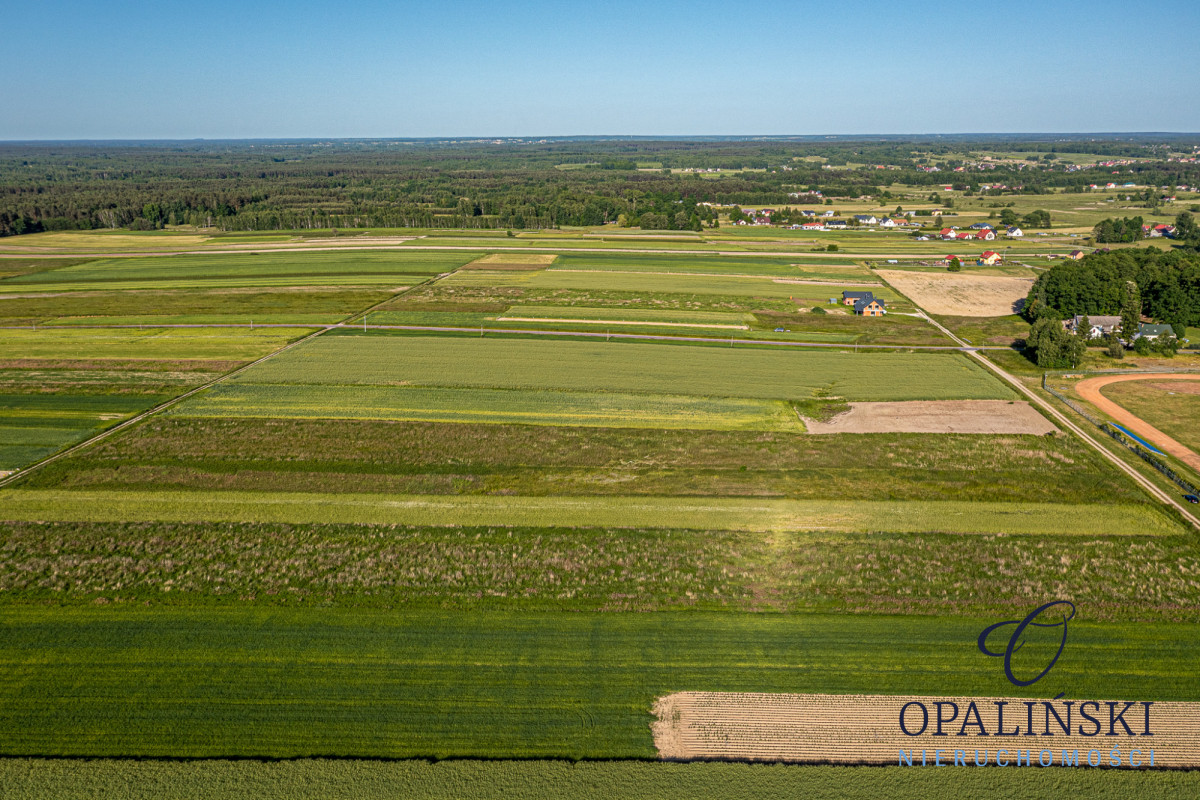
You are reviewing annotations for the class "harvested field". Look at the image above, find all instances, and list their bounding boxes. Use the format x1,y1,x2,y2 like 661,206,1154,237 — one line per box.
462,253,558,269
653,692,1200,767
802,400,1056,435
1078,373,1200,473
877,270,1034,316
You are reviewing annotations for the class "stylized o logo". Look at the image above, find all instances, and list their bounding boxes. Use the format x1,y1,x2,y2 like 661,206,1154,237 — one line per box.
978,600,1076,687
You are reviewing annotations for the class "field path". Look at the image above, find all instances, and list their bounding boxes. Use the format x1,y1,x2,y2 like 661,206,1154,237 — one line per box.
1077,374,1200,473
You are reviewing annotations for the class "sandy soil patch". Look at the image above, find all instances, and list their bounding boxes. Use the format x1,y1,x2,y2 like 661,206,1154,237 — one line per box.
1077,373,1200,472
653,692,1200,766
464,253,558,269
877,270,1034,316
802,400,1055,435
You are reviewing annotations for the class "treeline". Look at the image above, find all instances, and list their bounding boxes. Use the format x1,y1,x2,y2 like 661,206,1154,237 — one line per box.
3,139,1199,237
1025,247,1200,329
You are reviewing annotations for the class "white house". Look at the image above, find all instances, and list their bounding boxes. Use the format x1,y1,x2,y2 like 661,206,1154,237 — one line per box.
854,215,879,225
1006,227,1023,238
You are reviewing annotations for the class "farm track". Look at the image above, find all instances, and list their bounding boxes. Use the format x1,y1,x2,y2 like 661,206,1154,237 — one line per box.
1076,374,1200,473
916,312,1200,531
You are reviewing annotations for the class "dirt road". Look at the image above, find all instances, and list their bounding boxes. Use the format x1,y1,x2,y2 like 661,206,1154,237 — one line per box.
1076,373,1200,473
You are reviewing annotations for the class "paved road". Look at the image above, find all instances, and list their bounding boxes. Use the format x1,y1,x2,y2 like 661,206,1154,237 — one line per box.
1076,373,1200,473
918,311,1200,530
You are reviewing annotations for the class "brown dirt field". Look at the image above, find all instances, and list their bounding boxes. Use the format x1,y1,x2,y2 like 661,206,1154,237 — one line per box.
1076,373,1200,473
802,400,1056,435
462,253,558,270
877,270,1035,316
653,692,1200,767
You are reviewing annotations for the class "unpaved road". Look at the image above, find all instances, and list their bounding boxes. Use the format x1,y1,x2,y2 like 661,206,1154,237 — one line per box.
1077,373,1200,473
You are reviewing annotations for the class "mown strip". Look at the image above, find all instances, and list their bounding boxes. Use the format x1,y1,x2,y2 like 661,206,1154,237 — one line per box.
0,490,1182,535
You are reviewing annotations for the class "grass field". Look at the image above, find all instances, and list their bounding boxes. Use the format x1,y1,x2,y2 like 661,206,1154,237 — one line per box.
0,607,1197,759
0,393,168,471
217,334,1010,402
4,520,1198,620
175,384,802,431
5,759,1200,800
496,305,754,327
2,252,471,290
0,327,310,360
1100,380,1200,453
438,268,902,302
17,418,1148,505
0,287,394,326
547,252,875,280
0,489,1178,535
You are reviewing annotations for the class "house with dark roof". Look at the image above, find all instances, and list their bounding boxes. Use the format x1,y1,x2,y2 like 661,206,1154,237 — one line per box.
1068,250,1085,260
842,290,874,307
854,296,887,317
1136,323,1175,341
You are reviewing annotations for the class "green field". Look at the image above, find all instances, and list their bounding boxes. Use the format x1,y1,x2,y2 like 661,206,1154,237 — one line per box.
1,251,472,290
0,489,1177,535
0,607,1196,759
176,384,803,431
438,268,901,301
5,759,1200,800
0,327,310,360
4,520,1197,620
0,287,394,326
0,394,167,471
216,334,1009,402
495,305,754,327
547,252,875,280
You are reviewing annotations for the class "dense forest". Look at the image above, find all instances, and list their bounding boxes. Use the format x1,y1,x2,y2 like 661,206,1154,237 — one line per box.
1025,247,1200,329
3,137,1200,237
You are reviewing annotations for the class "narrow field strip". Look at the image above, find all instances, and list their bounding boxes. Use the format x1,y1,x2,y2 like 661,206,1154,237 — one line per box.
496,317,748,330
0,490,1181,535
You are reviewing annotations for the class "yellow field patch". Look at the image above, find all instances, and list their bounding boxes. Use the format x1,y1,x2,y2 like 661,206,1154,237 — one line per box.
463,253,559,269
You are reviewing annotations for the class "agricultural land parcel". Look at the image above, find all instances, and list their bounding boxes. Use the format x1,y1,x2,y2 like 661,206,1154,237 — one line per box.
1099,379,1200,455
170,333,1011,430
0,327,307,472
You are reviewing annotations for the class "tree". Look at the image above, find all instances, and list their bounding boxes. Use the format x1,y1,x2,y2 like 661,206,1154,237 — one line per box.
1027,317,1085,368
1175,211,1197,242
1000,208,1019,226
1105,334,1125,359
947,256,962,272
1021,209,1051,228
1076,314,1092,345
1120,280,1141,342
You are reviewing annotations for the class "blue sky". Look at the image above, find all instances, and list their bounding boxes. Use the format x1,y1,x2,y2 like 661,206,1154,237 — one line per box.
2,0,1198,139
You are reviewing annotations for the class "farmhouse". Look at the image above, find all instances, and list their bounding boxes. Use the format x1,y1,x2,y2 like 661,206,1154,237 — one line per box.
977,251,1001,266
1067,315,1122,338
878,217,897,227
1006,226,1023,237
940,227,957,240
969,223,993,230
854,215,878,225
800,222,824,231
826,219,847,228
1068,250,1085,260
853,296,887,316
842,290,875,306
975,229,996,241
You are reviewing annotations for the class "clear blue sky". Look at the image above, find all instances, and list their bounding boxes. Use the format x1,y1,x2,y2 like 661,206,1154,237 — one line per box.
3,0,1198,139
